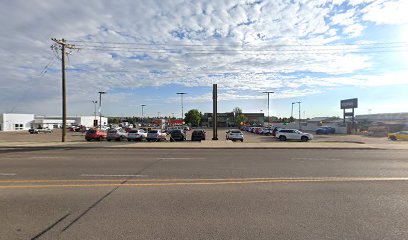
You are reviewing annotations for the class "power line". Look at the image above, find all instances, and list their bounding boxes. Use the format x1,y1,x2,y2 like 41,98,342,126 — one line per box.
73,46,408,55
67,39,408,47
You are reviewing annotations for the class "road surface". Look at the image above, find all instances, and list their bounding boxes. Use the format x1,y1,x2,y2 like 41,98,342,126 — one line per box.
1,148,408,239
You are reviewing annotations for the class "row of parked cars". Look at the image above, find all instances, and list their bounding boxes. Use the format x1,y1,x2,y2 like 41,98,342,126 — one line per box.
85,127,207,142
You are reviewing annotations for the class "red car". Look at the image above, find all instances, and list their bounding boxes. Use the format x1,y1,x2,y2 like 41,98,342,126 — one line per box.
85,129,107,141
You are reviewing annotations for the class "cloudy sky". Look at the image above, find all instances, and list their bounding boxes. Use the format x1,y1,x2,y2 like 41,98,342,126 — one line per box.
0,0,407,118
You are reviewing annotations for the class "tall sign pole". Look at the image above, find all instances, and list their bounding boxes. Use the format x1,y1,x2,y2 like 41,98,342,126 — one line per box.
212,84,218,140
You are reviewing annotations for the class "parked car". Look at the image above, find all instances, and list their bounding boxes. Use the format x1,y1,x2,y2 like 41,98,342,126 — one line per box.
226,129,244,142
170,129,187,142
28,128,52,134
388,131,408,141
315,126,336,134
85,129,107,141
261,128,273,135
191,129,206,141
127,129,147,141
107,129,128,141
276,129,313,142
146,129,166,142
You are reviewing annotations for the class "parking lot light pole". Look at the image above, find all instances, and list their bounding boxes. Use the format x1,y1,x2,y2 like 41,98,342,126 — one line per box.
176,92,187,120
295,101,301,130
141,104,146,125
291,102,295,118
262,91,274,127
92,100,98,120
98,92,106,129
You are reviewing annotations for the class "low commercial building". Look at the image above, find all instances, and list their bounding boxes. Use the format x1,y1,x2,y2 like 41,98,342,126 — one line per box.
0,113,35,131
356,112,408,133
202,112,264,127
0,113,108,131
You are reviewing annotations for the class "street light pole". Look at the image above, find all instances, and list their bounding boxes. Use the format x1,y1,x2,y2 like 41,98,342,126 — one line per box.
98,92,106,129
262,91,274,127
295,101,301,130
141,104,146,125
176,92,187,120
92,100,98,120
291,102,295,118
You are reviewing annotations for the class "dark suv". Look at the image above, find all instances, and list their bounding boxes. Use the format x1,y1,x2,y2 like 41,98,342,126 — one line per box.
170,129,186,142
191,129,206,141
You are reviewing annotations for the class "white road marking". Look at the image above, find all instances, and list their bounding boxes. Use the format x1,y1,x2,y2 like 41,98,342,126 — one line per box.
290,158,342,161
80,174,148,177
0,173,16,176
156,158,206,160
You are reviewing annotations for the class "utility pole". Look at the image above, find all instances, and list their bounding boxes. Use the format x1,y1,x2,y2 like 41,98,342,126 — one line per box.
51,38,77,142
176,92,187,120
262,91,274,127
291,102,295,118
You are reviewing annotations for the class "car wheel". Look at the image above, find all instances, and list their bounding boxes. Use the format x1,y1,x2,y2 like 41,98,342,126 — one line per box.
170,138,174,142
97,137,101,141
389,136,397,141
127,139,131,142
279,136,287,141
301,136,309,142
86,139,91,142
107,139,111,142
241,139,243,142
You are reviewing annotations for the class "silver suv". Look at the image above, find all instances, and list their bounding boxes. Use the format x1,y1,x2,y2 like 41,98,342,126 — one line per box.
107,129,128,141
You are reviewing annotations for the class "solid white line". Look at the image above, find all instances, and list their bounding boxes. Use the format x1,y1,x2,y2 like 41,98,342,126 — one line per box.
156,158,206,160
80,174,148,177
290,158,342,161
0,173,16,176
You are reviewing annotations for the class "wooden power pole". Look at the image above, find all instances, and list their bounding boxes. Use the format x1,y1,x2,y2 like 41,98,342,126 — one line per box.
51,38,77,142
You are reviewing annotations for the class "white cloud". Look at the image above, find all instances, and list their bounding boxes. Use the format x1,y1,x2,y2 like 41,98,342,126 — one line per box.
0,0,406,115
361,0,408,25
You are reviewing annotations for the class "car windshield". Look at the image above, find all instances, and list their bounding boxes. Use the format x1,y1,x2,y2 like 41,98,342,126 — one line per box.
231,131,241,134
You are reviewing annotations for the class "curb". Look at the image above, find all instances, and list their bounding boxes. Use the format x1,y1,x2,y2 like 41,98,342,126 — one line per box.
0,145,388,151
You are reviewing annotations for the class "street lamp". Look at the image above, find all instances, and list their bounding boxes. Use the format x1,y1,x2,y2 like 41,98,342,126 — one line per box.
293,101,301,130
176,92,187,119
92,100,98,120
141,104,146,125
262,91,274,127
98,91,106,129
291,102,295,118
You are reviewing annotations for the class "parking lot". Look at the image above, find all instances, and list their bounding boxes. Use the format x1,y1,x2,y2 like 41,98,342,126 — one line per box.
0,128,400,145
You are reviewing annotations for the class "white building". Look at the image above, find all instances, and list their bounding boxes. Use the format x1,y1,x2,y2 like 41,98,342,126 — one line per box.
0,113,108,131
0,113,35,131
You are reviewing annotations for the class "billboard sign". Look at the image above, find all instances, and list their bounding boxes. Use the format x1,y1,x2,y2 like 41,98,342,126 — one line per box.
341,98,358,109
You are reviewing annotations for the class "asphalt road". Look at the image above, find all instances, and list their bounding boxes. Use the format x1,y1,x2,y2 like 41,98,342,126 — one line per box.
1,148,408,240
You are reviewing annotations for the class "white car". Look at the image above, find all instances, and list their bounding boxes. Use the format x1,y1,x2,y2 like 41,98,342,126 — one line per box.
146,129,167,142
226,129,244,142
276,129,313,142
127,129,147,141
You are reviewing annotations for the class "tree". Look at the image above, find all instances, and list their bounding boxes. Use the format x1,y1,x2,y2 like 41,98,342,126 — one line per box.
184,109,202,127
233,107,242,115
236,114,248,126
233,107,244,126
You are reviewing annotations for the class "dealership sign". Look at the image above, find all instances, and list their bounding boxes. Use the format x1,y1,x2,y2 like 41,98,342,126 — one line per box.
340,98,358,109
